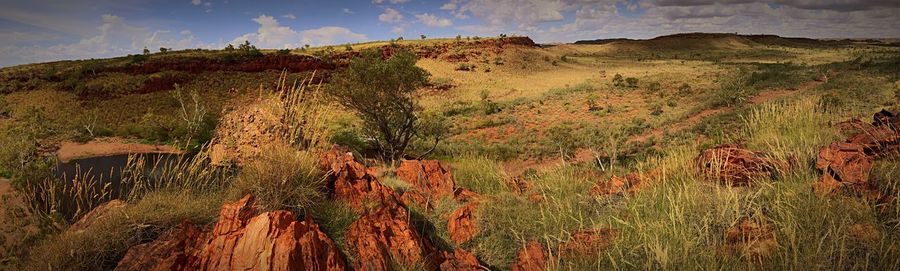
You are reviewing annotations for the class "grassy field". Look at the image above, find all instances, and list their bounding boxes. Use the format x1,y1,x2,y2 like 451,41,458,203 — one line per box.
0,35,899,270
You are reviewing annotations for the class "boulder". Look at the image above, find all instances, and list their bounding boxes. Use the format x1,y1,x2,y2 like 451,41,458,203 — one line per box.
319,144,354,173
346,205,441,271
696,144,777,186
558,229,616,257
873,109,899,130
115,195,349,271
845,128,900,156
331,158,404,213
448,202,479,245
439,249,483,271
114,221,202,271
396,160,457,199
453,188,481,203
511,241,548,271
814,142,873,193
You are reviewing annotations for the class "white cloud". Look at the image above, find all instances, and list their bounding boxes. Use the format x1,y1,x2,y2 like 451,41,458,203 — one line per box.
282,14,296,20
231,15,366,48
191,0,202,5
379,8,403,23
440,3,457,10
392,26,405,34
343,8,354,14
415,13,453,27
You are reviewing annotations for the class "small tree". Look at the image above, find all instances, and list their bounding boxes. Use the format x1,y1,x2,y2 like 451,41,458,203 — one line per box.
326,48,429,162
225,44,235,51
143,47,150,55
420,34,427,40
612,74,624,87
159,47,169,53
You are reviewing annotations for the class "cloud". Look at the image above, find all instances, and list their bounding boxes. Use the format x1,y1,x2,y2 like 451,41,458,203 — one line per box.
379,8,403,23
231,15,366,48
392,26,405,34
343,8,354,14
191,0,202,6
450,0,568,29
282,14,296,20
1,14,208,67
416,13,453,27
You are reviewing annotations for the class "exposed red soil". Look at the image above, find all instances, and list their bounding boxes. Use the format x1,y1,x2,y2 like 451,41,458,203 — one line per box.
511,241,548,271
558,229,617,258
720,218,777,260
591,173,650,196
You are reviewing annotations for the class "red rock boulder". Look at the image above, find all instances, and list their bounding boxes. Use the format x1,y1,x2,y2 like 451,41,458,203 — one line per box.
814,142,873,193
396,160,457,199
346,205,441,271
115,221,202,271
873,109,899,130
448,202,479,245
69,199,126,233
439,249,483,271
721,218,777,259
511,241,548,271
696,144,777,186
591,174,647,196
331,158,404,213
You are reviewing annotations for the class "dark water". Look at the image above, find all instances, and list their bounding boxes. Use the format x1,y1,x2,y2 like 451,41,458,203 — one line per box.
54,153,182,186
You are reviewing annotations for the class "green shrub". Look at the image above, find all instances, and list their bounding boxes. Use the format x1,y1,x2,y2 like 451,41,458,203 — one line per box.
625,77,639,88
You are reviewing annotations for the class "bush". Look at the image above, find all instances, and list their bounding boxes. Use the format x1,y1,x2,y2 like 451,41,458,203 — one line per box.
625,77,639,88
612,74,624,87
456,63,475,71
677,83,693,95
326,48,429,162
230,144,326,212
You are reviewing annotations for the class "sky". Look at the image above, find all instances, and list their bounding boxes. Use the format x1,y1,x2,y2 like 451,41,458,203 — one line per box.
1,0,899,67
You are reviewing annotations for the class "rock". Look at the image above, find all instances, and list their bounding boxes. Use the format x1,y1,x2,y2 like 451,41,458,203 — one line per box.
558,229,616,257
400,189,432,210
453,188,480,203
814,142,873,193
116,195,348,271
448,202,479,245
319,144,354,173
873,109,900,130
115,221,202,271
511,241,548,271
845,127,900,156
591,174,646,196
347,205,441,271
696,144,777,186
722,218,777,259
331,158,404,213
69,199,126,232
396,160,457,199
508,177,532,194
208,98,288,166
439,249,483,271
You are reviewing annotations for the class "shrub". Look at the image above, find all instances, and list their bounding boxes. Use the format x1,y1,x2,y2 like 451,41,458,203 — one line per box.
677,83,693,95
326,48,429,162
456,63,475,71
480,90,501,115
230,144,326,212
612,74,624,87
625,77,639,88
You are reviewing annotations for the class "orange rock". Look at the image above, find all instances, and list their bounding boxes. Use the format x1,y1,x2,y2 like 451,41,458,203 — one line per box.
696,144,777,186
347,205,441,271
453,188,481,203
558,229,616,257
511,241,548,271
117,195,348,271
448,202,479,244
331,158,404,213
439,249,483,271
401,189,433,210
815,142,873,193
115,221,202,271
396,160,457,199
846,128,899,156
319,144,354,173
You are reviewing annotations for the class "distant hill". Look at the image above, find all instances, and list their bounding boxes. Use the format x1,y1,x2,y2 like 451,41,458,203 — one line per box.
574,33,882,49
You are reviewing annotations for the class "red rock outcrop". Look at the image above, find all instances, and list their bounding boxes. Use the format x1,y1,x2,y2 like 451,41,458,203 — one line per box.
347,205,441,270
511,241,548,271
814,142,873,193
439,249,483,271
115,195,349,271
873,109,900,130
331,159,404,212
448,202,479,245
396,160,457,199
696,144,777,186
558,229,616,257
319,144,354,173
115,221,202,271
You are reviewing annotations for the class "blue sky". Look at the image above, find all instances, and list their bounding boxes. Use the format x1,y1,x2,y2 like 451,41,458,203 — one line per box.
1,0,899,67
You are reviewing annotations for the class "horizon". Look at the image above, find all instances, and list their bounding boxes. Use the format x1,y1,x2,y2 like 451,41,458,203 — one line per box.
2,0,899,67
